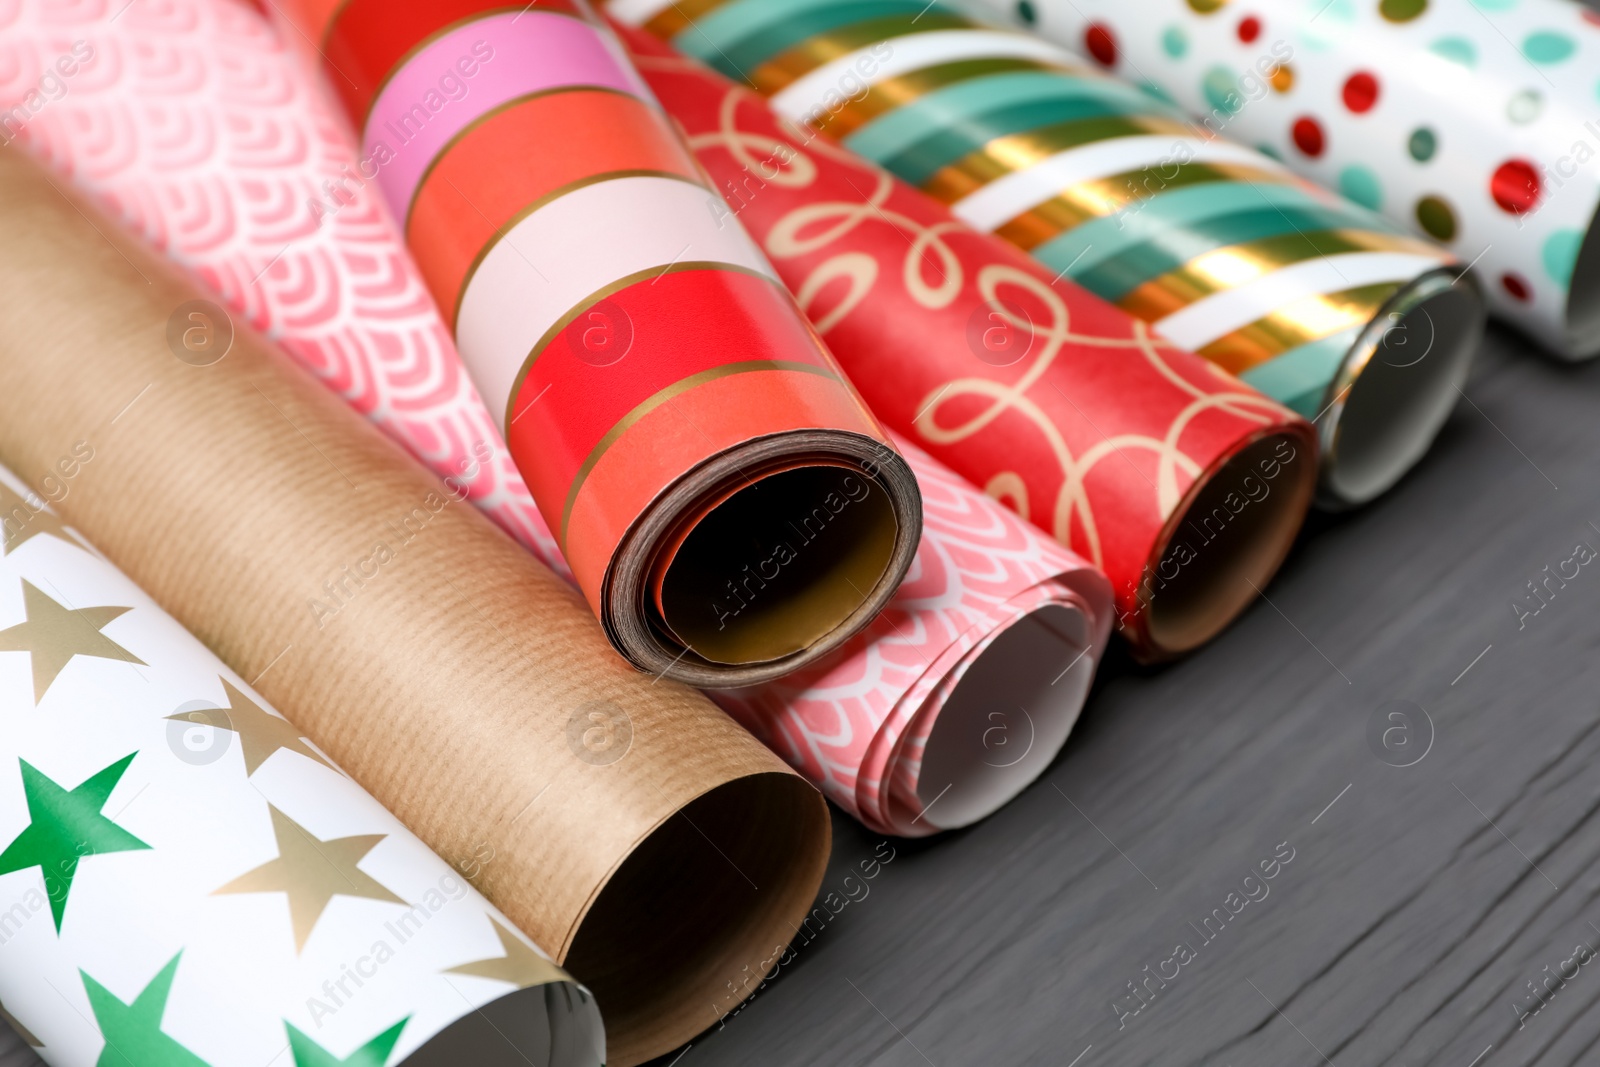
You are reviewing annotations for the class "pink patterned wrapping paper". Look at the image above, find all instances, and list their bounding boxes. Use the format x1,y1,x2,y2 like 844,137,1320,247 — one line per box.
0,0,1113,838
0,0,568,577
716,435,1113,837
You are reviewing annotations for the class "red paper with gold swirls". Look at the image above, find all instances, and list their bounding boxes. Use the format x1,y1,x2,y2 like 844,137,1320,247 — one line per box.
620,28,1314,643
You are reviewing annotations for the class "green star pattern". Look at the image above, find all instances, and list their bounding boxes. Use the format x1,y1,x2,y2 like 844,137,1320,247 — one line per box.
0,753,149,931
286,1018,409,1066
81,952,209,1066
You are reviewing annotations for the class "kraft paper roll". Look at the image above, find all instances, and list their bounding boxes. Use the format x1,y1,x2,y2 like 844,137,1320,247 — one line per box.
716,435,1114,835
976,0,1600,360
276,0,924,686
620,24,1319,657
0,144,830,1067
0,464,604,1066
609,0,1490,509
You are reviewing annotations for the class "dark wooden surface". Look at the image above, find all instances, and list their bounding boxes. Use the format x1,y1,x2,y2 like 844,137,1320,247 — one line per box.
6,322,1599,1066
628,321,1600,1067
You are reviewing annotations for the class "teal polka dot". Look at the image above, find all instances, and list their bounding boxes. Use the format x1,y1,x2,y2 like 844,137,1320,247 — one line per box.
1523,31,1576,63
1162,25,1189,57
1470,0,1517,11
1429,36,1477,66
1408,127,1437,162
1338,165,1383,210
1544,229,1582,286
1202,66,1242,114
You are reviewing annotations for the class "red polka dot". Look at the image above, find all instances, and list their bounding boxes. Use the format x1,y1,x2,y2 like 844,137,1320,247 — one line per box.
1490,159,1541,215
1237,15,1261,42
1292,117,1325,157
1084,23,1118,66
1342,71,1380,113
1501,273,1531,301
1582,7,1600,27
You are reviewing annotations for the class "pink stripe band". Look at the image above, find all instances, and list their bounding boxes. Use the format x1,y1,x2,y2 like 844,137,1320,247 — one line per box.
362,10,652,217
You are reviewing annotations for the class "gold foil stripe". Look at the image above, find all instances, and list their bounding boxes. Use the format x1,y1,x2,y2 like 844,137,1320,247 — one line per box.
1194,281,1405,374
639,0,733,37
500,260,783,433
446,169,707,336
1117,229,1449,321
404,85,646,230
995,162,1285,251
558,359,844,547
921,116,1196,203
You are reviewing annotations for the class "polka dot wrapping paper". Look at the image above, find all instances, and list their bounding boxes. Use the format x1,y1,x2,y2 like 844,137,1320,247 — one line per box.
606,0,1488,508
978,0,1600,359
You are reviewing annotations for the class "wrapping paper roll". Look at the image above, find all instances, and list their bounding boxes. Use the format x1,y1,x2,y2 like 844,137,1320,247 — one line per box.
619,24,1319,657
0,0,1112,834
975,0,1600,360
0,465,604,1065
275,0,924,686
0,0,566,575
610,0,1489,508
716,435,1113,835
0,144,831,1067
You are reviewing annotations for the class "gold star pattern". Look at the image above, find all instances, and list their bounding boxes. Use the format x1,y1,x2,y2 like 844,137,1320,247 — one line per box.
444,914,567,989
165,678,337,777
0,580,144,703
0,483,82,558
213,805,404,953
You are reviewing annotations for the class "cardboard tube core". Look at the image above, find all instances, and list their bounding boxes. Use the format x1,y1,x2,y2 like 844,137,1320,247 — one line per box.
563,772,830,1065
656,463,899,665
1142,429,1317,656
1321,270,1483,507
1565,205,1600,358
910,602,1094,831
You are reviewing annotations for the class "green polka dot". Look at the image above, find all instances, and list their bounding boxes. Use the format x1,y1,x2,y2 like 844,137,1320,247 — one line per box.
1408,127,1437,162
1188,0,1227,13
1544,229,1582,286
1416,196,1457,241
1523,31,1576,63
1379,0,1427,22
1506,89,1543,124
1162,25,1189,57
1016,0,1038,23
1428,37,1477,66
1339,165,1383,210
1202,66,1242,114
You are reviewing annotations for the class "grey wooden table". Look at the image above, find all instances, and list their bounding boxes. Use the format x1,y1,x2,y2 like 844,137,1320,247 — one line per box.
5,322,1597,1066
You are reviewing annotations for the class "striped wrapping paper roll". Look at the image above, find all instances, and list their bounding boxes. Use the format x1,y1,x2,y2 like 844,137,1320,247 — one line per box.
0,463,603,1065
609,0,1489,507
974,0,1600,360
620,23,1319,657
0,142,832,1067
278,0,923,686
715,435,1114,836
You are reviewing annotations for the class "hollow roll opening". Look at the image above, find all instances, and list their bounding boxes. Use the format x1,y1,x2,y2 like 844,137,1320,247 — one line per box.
561,772,830,1067
606,430,923,688
1319,269,1483,507
910,602,1093,831
402,981,606,1066
1139,429,1317,658
1565,205,1600,358
655,463,899,666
